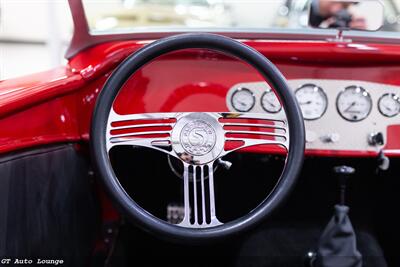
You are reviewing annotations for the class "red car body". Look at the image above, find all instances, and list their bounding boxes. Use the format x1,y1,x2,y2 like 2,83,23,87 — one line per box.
0,0,399,266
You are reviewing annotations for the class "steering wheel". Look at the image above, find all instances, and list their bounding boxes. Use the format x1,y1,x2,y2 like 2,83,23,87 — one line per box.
91,33,305,243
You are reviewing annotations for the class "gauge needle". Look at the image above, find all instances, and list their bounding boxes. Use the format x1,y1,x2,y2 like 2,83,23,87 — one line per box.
345,102,356,112
238,101,246,106
266,100,276,107
299,100,312,105
384,105,393,112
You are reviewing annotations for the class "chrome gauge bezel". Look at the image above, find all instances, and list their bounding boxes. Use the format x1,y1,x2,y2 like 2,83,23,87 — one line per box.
336,86,373,122
230,87,255,112
261,88,282,113
378,93,400,118
294,84,328,121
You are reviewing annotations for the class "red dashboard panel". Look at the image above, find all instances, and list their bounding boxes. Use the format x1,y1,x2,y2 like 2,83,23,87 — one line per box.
1,39,400,157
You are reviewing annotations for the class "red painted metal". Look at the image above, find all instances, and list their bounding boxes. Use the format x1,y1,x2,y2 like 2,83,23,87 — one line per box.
69,40,400,80
1,39,400,157
0,94,80,154
0,67,83,117
386,125,400,151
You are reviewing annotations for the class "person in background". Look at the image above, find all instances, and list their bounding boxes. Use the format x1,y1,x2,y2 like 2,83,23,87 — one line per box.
309,0,366,29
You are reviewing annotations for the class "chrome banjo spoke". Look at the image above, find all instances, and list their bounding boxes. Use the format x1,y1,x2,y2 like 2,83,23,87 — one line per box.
179,162,222,228
106,109,178,154
106,110,289,229
219,112,289,154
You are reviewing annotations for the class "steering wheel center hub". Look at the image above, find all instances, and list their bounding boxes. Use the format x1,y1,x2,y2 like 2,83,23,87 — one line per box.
180,120,216,156
171,113,225,164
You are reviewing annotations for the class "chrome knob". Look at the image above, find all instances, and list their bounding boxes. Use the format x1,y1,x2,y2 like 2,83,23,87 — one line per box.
321,133,340,143
217,158,232,170
368,132,384,146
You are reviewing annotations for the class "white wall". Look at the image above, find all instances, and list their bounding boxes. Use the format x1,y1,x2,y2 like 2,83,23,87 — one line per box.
227,0,285,27
0,0,73,80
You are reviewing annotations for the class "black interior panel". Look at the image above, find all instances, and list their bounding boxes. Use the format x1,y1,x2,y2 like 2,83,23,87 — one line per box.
0,144,99,267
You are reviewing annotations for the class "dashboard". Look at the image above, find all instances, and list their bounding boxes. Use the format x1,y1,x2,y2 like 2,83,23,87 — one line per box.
3,40,400,158
227,80,400,154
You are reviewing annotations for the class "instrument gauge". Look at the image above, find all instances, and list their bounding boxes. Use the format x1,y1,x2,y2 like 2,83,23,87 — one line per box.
337,86,372,122
295,84,328,120
261,89,282,113
231,88,255,112
378,93,400,117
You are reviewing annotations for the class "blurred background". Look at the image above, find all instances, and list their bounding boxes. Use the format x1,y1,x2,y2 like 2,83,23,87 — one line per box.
0,0,72,79
1,0,400,80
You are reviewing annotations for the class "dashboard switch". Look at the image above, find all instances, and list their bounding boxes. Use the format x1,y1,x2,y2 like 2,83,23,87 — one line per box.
321,133,340,143
368,132,385,146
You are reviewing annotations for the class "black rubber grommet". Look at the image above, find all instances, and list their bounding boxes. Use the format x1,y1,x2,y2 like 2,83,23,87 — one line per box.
91,33,305,243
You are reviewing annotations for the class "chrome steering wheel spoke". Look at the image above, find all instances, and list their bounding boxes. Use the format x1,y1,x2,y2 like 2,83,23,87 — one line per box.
179,162,221,228
106,109,178,156
219,112,289,155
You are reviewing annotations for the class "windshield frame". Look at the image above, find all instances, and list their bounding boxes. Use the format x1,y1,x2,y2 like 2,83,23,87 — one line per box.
66,0,400,59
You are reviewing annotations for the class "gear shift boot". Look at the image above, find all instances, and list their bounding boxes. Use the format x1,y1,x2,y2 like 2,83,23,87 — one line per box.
314,205,362,267
306,165,362,267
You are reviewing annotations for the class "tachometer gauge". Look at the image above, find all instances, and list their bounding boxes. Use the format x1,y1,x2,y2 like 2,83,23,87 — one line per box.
231,88,255,112
378,93,400,117
261,89,282,113
337,86,372,122
295,84,328,120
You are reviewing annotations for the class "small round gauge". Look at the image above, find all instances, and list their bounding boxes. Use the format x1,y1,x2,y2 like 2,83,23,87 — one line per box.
378,93,400,117
336,86,372,122
295,84,328,120
231,88,255,112
261,89,282,113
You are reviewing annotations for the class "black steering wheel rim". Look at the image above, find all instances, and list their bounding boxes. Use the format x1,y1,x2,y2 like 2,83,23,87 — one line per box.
91,33,305,243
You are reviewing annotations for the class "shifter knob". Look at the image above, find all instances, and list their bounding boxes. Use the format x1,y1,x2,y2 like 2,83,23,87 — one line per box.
333,165,355,205
333,165,355,176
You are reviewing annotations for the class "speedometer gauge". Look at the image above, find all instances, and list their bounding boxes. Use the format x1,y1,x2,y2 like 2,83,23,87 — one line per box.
378,93,400,117
231,88,255,112
295,84,328,120
337,86,372,122
261,89,282,113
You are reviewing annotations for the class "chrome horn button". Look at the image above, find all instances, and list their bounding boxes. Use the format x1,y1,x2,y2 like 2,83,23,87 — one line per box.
171,113,225,165
180,120,216,156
